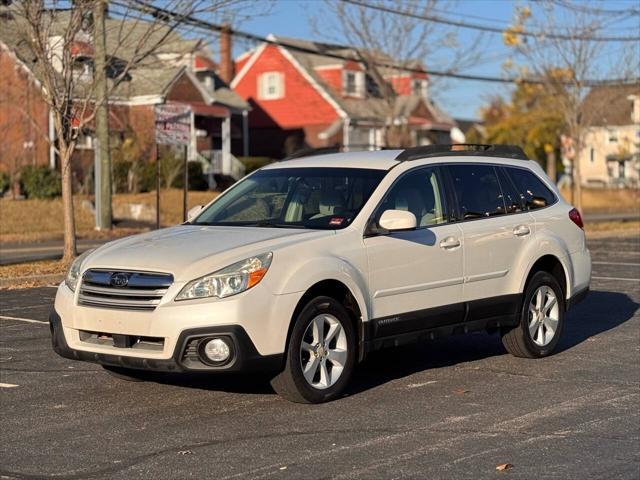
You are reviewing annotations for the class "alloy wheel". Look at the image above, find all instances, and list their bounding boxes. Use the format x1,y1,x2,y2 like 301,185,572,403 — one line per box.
528,285,560,347
299,314,348,389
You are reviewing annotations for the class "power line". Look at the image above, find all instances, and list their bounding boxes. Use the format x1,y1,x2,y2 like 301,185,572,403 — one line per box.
548,0,640,16
112,0,640,87
341,0,640,42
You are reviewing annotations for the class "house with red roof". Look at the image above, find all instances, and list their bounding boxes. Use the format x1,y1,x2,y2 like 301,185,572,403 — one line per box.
231,35,460,158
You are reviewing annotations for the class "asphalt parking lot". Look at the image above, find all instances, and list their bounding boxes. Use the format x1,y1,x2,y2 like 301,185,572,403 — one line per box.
1,234,639,479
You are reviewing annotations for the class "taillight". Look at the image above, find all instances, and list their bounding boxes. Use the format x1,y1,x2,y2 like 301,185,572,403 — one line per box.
569,208,584,229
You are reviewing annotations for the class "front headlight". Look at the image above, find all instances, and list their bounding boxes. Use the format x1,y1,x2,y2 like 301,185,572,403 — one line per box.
65,249,95,292
175,252,273,301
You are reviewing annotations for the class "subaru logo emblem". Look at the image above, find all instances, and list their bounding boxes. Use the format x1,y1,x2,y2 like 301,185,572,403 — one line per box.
110,273,129,288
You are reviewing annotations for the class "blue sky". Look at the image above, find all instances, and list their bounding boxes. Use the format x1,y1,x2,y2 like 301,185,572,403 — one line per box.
237,0,639,121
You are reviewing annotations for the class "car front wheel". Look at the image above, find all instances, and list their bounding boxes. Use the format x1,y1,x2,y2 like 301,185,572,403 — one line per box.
271,296,356,403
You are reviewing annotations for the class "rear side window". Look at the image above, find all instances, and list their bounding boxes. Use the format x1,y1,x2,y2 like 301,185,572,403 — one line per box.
447,164,506,219
497,167,525,214
505,167,556,210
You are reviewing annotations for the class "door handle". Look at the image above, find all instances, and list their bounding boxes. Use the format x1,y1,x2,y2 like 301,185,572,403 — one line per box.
439,236,461,249
513,225,531,237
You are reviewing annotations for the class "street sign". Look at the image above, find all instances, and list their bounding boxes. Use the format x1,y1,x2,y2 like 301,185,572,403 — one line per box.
154,103,192,229
155,103,191,146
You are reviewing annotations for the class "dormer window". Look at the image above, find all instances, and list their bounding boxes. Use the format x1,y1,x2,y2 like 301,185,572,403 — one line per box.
343,70,364,98
412,79,428,98
258,72,284,100
204,75,214,91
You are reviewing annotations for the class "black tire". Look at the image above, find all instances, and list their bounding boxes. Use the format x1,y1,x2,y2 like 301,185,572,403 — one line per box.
102,365,150,382
270,296,357,403
502,271,565,358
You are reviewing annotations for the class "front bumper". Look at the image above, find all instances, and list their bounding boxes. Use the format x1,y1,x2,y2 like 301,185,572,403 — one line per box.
49,309,283,373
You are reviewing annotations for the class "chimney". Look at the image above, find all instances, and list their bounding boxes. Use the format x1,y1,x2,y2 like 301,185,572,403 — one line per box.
219,25,234,85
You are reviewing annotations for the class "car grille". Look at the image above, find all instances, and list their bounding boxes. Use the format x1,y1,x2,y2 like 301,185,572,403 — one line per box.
78,269,174,311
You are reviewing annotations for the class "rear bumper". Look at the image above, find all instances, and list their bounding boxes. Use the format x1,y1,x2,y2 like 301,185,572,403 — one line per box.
49,309,283,373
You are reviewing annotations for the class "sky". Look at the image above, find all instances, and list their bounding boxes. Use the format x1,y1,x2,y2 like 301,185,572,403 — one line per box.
235,0,639,121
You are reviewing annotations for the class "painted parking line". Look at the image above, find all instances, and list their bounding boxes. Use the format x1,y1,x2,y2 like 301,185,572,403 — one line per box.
591,276,640,282
0,315,48,325
592,261,640,267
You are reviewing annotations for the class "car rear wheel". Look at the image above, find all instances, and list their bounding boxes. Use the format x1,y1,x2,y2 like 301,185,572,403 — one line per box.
502,271,565,358
270,296,356,403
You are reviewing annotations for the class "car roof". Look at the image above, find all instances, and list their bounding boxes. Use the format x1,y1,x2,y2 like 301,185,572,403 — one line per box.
261,150,403,171
260,147,533,172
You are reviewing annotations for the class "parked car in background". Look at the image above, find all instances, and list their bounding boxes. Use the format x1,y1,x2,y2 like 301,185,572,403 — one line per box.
50,144,591,403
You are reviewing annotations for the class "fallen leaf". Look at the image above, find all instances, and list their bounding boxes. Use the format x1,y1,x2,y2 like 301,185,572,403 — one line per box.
178,450,194,455
496,463,513,471
279,466,287,470
454,389,469,395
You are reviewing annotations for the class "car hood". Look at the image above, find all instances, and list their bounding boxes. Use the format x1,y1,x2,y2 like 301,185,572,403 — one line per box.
84,225,330,281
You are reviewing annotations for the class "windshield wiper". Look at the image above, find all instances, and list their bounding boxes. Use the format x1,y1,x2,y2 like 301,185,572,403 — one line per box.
251,222,306,229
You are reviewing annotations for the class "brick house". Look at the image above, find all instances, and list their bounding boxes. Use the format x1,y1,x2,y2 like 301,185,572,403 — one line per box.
0,7,249,192
231,35,458,158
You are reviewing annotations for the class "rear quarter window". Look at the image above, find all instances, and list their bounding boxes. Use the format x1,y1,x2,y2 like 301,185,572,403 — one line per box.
506,167,557,210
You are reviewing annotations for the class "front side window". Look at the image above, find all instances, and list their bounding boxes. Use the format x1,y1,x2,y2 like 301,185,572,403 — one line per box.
193,168,385,229
448,164,506,220
506,167,556,210
375,167,447,228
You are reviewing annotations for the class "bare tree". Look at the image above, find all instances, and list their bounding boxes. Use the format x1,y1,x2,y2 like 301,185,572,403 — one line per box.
505,1,640,211
312,0,484,146
3,0,251,260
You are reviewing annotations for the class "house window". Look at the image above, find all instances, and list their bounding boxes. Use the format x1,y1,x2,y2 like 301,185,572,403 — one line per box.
75,130,94,150
203,75,215,91
608,129,618,143
258,72,284,100
412,79,428,98
343,70,364,97
590,148,595,163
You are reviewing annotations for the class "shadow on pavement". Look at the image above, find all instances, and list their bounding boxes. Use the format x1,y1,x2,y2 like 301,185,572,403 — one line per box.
558,290,639,352
120,289,638,397
347,289,638,396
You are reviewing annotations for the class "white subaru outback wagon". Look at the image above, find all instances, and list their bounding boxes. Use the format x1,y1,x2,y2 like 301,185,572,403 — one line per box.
50,144,591,403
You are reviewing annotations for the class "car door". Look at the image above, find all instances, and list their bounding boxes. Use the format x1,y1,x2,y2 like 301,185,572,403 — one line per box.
447,163,535,314
364,166,465,337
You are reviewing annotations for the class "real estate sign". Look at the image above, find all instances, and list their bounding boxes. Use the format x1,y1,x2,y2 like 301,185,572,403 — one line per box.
155,104,191,146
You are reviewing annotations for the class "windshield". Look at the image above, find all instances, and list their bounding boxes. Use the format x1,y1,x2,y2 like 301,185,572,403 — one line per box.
192,167,386,229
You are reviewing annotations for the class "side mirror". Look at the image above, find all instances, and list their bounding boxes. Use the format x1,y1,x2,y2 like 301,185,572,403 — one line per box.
187,205,204,222
378,209,417,231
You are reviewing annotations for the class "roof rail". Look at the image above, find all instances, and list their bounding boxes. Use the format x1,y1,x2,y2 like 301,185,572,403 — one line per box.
395,144,528,162
283,145,388,161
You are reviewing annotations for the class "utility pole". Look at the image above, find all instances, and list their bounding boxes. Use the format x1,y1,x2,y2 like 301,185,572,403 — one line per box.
93,0,112,229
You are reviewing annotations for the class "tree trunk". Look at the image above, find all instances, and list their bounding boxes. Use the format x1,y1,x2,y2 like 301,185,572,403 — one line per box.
546,148,556,184
573,161,583,212
572,139,583,212
60,145,77,262
94,0,112,230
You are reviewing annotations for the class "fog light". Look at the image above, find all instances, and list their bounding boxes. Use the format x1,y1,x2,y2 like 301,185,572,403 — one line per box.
202,338,231,363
